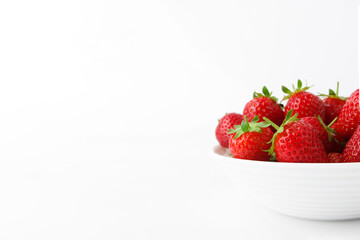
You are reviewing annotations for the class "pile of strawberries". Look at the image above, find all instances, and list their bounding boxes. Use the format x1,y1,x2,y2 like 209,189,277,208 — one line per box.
215,80,360,163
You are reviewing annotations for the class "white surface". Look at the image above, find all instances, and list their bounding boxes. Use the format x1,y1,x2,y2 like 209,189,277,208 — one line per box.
2,135,360,240
0,0,360,239
213,145,360,221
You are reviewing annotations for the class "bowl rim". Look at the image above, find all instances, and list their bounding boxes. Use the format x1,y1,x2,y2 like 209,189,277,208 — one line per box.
211,144,360,169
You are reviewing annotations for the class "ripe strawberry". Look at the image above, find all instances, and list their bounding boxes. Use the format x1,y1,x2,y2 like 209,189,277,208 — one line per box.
319,82,347,125
325,135,346,153
328,153,343,163
342,126,360,162
264,110,328,163
331,89,360,140
282,80,325,120
243,86,284,127
300,116,339,153
216,113,244,148
228,116,273,161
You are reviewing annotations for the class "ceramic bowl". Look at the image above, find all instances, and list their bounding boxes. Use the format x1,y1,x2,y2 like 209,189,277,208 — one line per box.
211,145,360,221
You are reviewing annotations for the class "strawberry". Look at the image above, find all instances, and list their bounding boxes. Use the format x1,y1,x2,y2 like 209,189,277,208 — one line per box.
325,135,346,153
319,82,347,125
342,126,360,162
264,110,328,163
331,89,360,140
328,153,343,163
300,116,339,153
228,116,273,161
243,86,284,127
282,80,325,120
216,113,244,148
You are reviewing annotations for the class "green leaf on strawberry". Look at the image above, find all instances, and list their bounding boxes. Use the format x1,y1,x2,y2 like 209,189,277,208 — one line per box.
263,109,299,157
252,86,279,103
229,116,270,139
318,82,348,101
281,79,311,101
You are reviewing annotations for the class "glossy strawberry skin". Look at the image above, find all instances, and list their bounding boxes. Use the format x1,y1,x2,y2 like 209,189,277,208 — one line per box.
216,113,244,148
243,97,284,127
342,126,360,162
274,121,328,163
300,116,343,153
229,127,273,161
328,153,343,163
323,97,346,125
332,89,360,140
300,117,328,147
285,91,325,120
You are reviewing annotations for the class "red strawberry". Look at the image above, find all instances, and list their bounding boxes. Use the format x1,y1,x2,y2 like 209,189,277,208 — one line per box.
243,86,284,127
331,89,360,140
216,113,244,148
264,110,328,163
325,135,346,153
319,82,347,125
228,116,273,161
300,116,339,153
282,80,325,120
328,153,343,163
342,126,360,162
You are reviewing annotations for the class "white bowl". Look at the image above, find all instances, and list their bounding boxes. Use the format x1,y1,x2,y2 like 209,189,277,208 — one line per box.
211,145,360,221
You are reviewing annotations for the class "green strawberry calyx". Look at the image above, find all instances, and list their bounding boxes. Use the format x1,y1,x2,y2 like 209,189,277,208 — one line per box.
263,109,300,159
318,81,348,101
281,79,311,101
228,116,270,139
253,86,279,103
316,115,338,143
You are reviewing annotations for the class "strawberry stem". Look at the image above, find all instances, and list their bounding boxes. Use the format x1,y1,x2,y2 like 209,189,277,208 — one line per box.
318,81,347,100
316,115,337,142
263,117,279,130
328,117,337,128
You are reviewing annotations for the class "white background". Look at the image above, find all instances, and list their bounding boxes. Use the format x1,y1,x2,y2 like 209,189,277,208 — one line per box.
0,0,360,239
